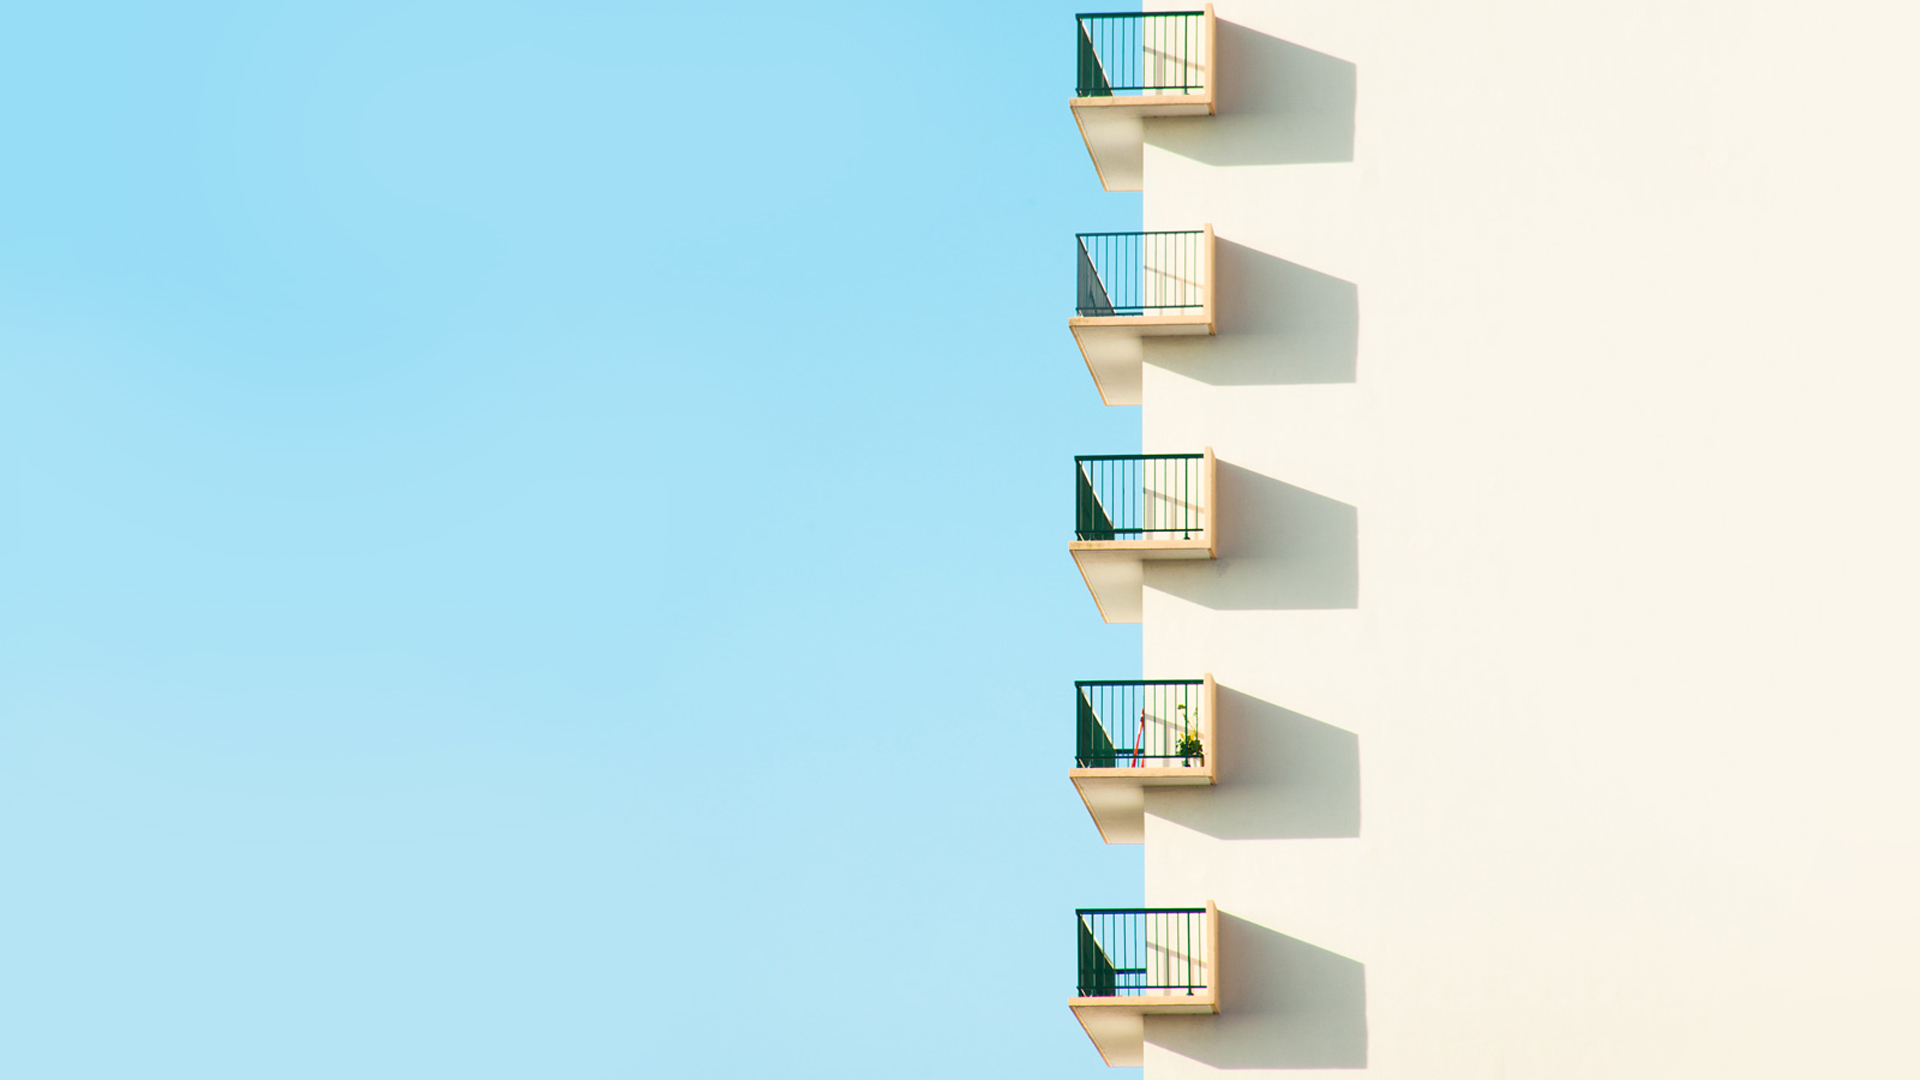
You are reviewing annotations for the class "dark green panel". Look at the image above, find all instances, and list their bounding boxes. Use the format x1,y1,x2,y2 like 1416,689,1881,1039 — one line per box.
1077,918,1118,996
1076,238,1117,317
1076,23,1113,97
1076,688,1118,768
1075,465,1116,541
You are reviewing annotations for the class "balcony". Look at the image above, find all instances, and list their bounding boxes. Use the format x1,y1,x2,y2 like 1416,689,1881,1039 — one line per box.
1072,228,1215,406
1071,450,1215,622
1072,8,1216,191
1072,677,1216,843
1071,905,1219,1066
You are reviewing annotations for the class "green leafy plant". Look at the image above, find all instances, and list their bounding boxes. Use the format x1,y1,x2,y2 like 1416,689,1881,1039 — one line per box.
1175,702,1203,762
1176,729,1203,760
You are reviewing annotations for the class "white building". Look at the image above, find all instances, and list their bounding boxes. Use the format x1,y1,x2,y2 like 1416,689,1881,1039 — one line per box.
1062,3,1920,1075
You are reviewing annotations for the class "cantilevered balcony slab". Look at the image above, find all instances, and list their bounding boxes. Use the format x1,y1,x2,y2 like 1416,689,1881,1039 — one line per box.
1071,7,1216,191
1071,903,1219,1067
1070,449,1215,623
1071,676,1216,843
1071,227,1214,406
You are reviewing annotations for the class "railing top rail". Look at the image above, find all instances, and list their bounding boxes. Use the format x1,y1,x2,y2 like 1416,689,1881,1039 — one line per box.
1076,229,1206,240
1076,678,1205,687
1077,907,1209,916
1075,452,1205,463
1076,10,1206,19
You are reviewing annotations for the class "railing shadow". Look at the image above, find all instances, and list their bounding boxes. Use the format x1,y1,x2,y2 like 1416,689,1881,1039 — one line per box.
1149,914,1368,1069
1153,239,1358,386
1153,688,1359,839
1150,24,1357,167
1149,461,1359,611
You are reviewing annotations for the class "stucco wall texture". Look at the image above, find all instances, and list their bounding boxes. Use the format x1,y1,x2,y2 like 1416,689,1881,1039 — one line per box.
1133,2,1920,1075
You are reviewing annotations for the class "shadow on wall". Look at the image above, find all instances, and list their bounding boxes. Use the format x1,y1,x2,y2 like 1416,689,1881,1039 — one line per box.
1151,914,1367,1069
1150,462,1359,611
1153,688,1359,840
1153,240,1358,385
1150,23,1357,167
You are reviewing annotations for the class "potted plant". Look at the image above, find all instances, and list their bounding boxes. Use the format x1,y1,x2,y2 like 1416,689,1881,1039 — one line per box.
1175,703,1203,766
1176,729,1203,766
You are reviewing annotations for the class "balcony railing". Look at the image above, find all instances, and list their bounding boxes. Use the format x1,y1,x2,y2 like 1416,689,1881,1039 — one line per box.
1069,675,1213,842
1076,12,1209,97
1075,454,1206,542
1077,231,1208,318
1076,908,1211,997
1076,680,1206,768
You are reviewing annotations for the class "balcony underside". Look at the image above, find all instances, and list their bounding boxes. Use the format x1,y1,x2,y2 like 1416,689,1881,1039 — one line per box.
1071,769,1213,844
1070,541,1213,623
1070,315,1214,406
1071,96,1215,192
1070,992,1219,1067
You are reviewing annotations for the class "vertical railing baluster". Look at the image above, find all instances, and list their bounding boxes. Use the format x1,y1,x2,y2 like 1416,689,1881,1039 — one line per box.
1076,13,1202,96
1076,908,1206,995
1074,682,1200,765
1181,453,1189,538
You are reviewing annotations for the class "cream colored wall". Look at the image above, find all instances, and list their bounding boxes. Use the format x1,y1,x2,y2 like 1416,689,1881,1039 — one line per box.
1132,0,1920,1075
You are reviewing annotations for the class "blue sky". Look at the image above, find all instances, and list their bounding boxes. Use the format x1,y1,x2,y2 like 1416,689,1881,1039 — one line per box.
1,3,1149,1076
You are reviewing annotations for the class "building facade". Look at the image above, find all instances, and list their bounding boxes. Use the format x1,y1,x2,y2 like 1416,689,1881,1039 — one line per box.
1064,2,1920,1076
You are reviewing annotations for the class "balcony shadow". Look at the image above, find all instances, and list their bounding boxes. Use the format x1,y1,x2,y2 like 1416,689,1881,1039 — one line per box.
1150,914,1367,1069
1153,239,1358,386
1150,24,1357,167
1149,462,1358,611
1153,688,1359,840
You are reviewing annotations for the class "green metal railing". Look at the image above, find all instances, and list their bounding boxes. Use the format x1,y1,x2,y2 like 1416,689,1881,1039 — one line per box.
1077,231,1206,317
1075,454,1205,542
1076,12,1208,97
1077,908,1210,996
1076,680,1205,768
